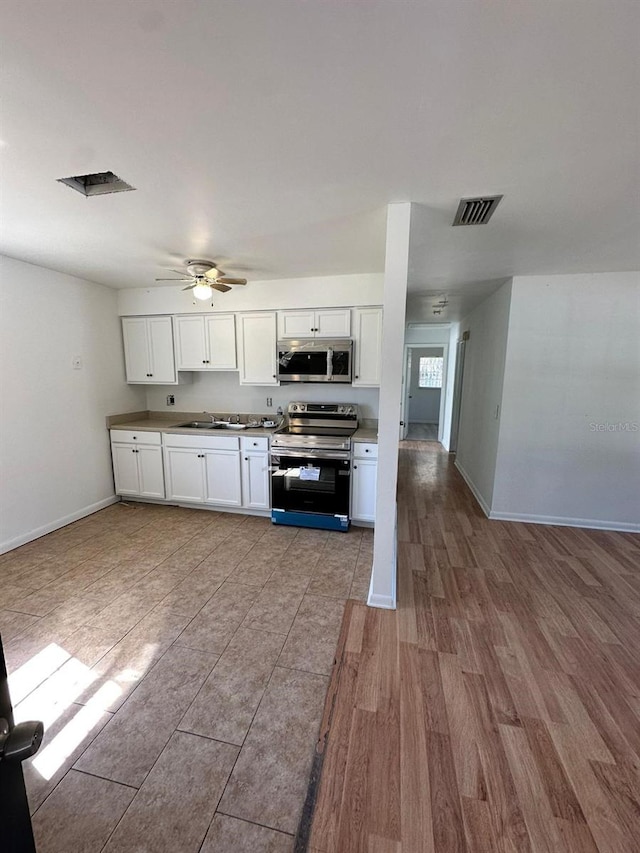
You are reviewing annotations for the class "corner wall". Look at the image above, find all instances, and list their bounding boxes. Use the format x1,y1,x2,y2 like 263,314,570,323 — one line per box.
492,272,640,530
454,281,512,512
0,255,145,553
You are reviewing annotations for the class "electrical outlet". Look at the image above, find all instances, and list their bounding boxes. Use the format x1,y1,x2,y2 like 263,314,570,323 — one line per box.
72,356,82,369
166,394,175,406
266,397,273,408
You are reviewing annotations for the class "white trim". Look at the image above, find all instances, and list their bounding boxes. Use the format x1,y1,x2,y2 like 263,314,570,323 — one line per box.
367,558,397,609
0,496,119,555
454,458,640,533
489,510,640,533
454,459,491,517
367,509,397,610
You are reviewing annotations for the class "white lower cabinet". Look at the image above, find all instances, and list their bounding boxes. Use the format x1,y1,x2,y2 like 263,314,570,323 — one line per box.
164,447,206,503
111,432,165,499
164,434,242,507
240,436,270,510
204,450,242,506
351,442,378,523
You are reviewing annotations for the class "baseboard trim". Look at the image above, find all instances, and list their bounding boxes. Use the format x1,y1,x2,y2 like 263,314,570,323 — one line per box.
453,460,491,517
367,509,397,610
488,510,640,533
0,496,118,555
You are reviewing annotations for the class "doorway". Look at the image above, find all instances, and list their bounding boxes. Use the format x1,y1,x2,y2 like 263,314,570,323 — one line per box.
400,345,447,442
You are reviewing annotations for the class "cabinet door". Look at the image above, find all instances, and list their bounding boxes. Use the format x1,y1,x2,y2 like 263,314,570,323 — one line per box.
241,451,270,510
279,310,315,338
165,448,205,502
137,446,165,498
175,316,207,369
112,443,141,495
351,459,377,522
315,308,351,338
206,314,237,369
353,307,383,387
122,318,150,382
204,450,242,506
147,317,176,382
237,313,278,385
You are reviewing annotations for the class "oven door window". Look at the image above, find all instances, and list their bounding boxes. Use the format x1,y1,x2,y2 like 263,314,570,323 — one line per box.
272,457,350,516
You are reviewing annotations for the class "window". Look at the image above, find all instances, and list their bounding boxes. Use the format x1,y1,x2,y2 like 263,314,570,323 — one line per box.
418,356,443,388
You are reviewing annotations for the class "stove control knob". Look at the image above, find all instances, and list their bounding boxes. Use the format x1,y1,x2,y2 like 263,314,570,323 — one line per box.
291,404,298,411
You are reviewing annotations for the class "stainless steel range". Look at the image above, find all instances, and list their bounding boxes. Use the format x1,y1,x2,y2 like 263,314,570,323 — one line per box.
270,402,358,531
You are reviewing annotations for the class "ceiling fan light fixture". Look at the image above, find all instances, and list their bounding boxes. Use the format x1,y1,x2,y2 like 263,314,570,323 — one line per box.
192,282,213,301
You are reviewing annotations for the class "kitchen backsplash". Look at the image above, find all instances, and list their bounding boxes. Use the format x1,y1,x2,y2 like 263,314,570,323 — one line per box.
144,371,380,419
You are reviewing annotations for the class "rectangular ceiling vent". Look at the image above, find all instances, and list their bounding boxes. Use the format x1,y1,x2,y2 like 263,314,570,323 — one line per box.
453,195,503,226
57,171,135,197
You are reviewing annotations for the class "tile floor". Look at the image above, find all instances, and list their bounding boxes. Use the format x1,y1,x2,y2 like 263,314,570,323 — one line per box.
0,503,373,853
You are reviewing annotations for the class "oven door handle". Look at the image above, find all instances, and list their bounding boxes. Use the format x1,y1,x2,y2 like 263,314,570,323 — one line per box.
270,449,351,461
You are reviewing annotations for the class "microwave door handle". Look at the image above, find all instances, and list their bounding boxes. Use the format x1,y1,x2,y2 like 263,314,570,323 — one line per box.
327,348,333,379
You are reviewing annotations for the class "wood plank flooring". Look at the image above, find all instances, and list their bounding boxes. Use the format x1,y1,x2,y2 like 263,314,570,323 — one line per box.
308,441,640,852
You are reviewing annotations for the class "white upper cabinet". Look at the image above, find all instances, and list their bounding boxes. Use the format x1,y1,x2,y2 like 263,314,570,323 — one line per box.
174,314,237,370
237,312,278,385
122,316,177,384
278,308,351,339
352,307,383,387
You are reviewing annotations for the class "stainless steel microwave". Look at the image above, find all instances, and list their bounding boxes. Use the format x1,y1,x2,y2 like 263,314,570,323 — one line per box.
276,339,353,383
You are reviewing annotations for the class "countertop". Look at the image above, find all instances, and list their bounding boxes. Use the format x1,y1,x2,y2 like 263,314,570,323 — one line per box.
107,411,378,443
352,427,378,443
107,411,280,438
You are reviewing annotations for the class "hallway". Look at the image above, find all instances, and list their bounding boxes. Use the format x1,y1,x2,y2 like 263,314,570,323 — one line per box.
308,442,640,852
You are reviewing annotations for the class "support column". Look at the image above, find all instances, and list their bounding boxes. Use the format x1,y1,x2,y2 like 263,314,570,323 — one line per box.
368,202,412,609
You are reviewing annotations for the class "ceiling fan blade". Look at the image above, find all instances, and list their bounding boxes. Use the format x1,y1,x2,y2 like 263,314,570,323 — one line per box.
211,282,232,293
181,283,197,291
216,277,247,285
156,277,193,282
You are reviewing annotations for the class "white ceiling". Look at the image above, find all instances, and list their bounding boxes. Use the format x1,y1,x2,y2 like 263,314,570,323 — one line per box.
1,0,638,318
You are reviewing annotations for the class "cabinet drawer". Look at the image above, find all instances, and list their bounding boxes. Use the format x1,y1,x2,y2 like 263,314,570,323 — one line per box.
163,433,240,450
241,436,269,452
353,441,378,459
110,430,162,445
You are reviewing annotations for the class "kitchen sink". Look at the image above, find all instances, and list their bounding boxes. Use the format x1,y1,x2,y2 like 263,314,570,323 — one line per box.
175,421,247,430
176,421,219,429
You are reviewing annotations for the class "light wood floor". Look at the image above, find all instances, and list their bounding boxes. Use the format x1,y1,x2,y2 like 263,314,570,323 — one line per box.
308,442,640,852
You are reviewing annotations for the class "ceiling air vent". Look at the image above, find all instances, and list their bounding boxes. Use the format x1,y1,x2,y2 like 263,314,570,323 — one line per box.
452,195,503,226
57,171,135,197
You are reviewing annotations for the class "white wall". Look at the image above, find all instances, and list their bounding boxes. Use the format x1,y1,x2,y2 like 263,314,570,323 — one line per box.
454,280,512,513
146,373,379,420
118,273,384,316
492,272,640,530
0,255,145,553
408,347,442,423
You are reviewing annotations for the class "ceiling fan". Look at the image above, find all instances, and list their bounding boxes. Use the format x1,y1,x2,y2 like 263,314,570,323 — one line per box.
156,259,247,300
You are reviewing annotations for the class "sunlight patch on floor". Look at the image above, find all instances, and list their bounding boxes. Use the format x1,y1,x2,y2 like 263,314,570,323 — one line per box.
32,682,121,780
8,643,71,705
